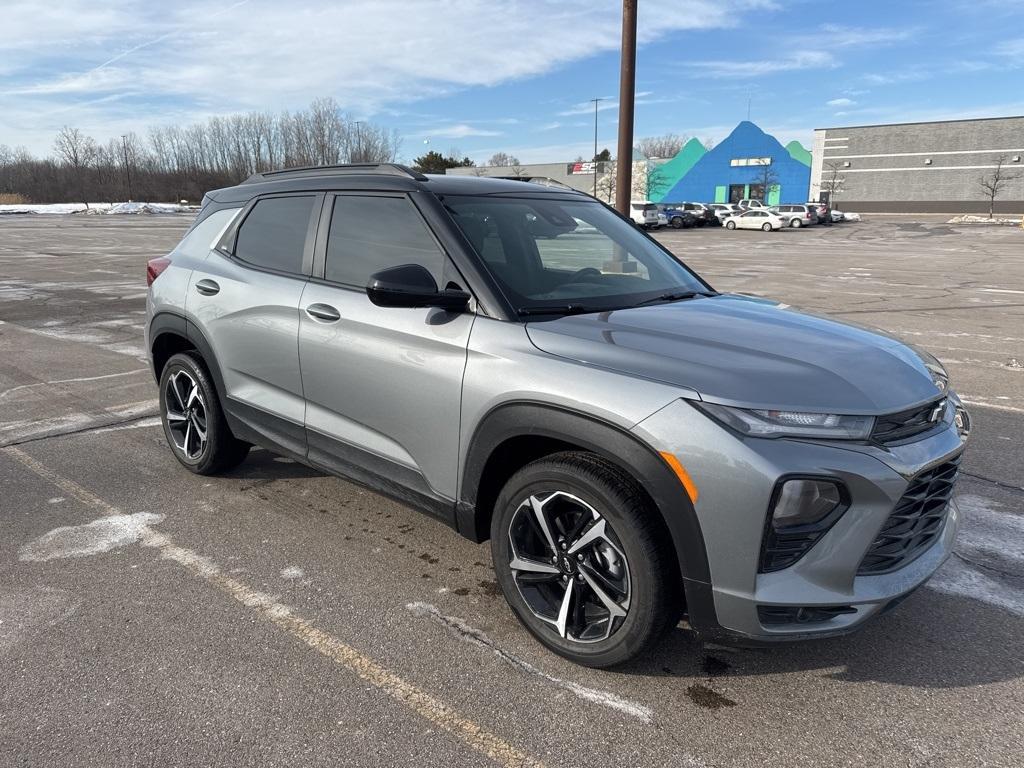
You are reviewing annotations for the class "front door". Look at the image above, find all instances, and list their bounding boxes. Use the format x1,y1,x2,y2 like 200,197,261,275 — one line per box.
298,193,474,515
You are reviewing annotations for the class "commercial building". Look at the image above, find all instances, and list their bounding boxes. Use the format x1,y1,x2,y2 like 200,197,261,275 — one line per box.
809,115,1024,213
448,121,812,206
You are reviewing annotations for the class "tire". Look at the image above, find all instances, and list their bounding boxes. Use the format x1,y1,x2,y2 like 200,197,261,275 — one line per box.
670,216,683,229
725,220,736,230
762,223,772,232
159,351,250,475
790,218,802,228
490,452,678,668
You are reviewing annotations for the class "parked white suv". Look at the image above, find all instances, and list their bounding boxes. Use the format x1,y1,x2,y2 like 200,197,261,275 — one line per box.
738,199,766,210
630,200,660,229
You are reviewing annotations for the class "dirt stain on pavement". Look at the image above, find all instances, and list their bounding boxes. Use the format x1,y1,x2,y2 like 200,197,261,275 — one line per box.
686,683,737,709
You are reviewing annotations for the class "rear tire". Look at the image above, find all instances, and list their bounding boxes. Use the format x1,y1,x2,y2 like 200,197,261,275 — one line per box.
490,452,678,668
791,218,802,228
725,220,736,230
159,352,250,475
762,222,772,232
670,216,683,229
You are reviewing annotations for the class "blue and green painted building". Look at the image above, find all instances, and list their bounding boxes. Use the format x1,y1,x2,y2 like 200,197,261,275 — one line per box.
649,121,811,205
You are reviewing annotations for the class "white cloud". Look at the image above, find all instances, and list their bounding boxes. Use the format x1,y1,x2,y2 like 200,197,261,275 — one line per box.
421,123,502,139
0,0,767,152
995,38,1024,57
690,51,835,78
826,97,856,107
813,24,916,47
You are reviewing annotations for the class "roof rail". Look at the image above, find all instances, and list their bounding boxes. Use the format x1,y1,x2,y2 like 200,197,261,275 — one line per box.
242,163,427,184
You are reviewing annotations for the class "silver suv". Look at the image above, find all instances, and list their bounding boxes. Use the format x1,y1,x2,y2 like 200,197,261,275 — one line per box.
146,164,970,667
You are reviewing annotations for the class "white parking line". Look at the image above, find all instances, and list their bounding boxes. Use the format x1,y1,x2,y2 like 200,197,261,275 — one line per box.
3,445,545,768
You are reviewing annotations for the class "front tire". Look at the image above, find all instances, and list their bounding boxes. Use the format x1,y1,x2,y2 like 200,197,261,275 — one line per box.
725,220,736,230
762,222,772,232
159,352,250,475
490,452,678,668
790,218,802,228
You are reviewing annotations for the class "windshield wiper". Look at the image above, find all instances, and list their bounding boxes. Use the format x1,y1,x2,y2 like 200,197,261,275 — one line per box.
516,304,603,317
633,290,716,308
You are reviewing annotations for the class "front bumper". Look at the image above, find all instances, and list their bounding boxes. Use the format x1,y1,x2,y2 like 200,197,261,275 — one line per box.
632,397,968,641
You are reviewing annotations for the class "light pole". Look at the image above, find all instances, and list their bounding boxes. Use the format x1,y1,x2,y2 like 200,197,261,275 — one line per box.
614,0,637,217
589,98,602,198
354,120,364,163
120,135,133,202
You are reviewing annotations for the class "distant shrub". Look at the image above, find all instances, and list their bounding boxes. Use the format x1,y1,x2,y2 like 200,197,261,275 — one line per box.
0,193,29,204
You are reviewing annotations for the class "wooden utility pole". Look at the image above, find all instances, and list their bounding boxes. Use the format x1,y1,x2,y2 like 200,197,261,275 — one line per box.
614,0,637,216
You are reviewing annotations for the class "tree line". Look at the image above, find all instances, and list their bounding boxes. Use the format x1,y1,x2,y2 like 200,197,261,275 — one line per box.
0,98,400,204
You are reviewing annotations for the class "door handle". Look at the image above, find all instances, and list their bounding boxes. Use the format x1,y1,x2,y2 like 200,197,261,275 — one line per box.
195,279,220,296
305,303,341,322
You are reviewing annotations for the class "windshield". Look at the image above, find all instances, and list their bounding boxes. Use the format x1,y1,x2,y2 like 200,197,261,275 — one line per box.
443,195,711,315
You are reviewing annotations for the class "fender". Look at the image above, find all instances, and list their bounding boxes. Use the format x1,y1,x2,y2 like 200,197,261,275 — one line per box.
458,401,718,629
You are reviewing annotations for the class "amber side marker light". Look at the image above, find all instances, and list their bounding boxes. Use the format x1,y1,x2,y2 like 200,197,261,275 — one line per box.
659,452,699,504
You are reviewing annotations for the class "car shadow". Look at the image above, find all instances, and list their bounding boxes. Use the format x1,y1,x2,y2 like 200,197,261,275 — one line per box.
620,588,1024,689
221,447,325,481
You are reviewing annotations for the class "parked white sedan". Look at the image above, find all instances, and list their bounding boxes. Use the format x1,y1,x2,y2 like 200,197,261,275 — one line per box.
724,209,786,231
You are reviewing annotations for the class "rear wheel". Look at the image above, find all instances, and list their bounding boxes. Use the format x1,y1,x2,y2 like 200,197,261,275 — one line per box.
670,216,683,229
159,352,250,475
725,220,736,230
762,222,772,232
491,452,678,668
790,218,802,228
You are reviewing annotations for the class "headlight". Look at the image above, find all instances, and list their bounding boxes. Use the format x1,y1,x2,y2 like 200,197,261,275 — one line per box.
915,348,950,394
695,402,874,440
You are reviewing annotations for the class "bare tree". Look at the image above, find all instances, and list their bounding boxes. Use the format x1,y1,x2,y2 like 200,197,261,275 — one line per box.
750,159,780,203
637,134,688,159
702,137,716,151
509,158,528,178
470,164,487,177
978,156,1022,219
820,160,844,203
596,161,616,203
632,161,669,201
487,152,515,167
53,126,98,205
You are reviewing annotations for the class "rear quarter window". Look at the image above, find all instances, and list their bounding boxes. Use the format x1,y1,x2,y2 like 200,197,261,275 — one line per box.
174,207,240,260
234,195,316,274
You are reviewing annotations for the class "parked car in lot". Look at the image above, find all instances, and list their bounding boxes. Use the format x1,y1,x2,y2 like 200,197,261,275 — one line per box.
677,202,718,227
770,204,816,228
807,201,832,225
630,200,660,229
725,209,786,231
738,199,766,210
844,211,862,222
708,203,742,224
147,164,969,667
830,209,845,223
659,206,698,229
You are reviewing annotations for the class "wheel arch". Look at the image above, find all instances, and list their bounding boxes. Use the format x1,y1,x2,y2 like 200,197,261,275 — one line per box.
458,402,713,597
148,312,227,403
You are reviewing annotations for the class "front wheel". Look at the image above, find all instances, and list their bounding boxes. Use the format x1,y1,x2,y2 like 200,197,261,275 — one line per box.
490,452,678,668
159,352,250,475
790,218,802,228
670,216,683,229
725,220,736,230
762,222,772,232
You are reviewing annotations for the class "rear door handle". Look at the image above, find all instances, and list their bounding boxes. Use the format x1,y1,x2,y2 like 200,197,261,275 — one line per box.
195,279,220,296
305,303,341,322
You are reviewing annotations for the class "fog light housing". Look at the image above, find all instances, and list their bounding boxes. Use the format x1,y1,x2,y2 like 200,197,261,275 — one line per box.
760,478,848,572
954,406,970,437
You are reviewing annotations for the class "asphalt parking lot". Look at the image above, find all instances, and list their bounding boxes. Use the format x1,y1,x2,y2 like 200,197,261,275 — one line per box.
1,214,1022,767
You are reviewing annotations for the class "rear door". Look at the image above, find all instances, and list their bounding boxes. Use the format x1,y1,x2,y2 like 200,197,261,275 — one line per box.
298,192,474,511
188,193,320,456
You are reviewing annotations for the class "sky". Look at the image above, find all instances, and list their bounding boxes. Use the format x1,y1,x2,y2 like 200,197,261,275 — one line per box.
2,0,1023,164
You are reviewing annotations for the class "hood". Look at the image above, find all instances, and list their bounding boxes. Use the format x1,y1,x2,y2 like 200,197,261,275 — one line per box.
525,294,941,414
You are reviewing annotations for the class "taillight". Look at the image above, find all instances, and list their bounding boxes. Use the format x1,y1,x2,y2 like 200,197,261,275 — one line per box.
146,257,171,286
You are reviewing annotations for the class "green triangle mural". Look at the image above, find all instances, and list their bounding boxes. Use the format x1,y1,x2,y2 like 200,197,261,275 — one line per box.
785,140,812,167
649,138,706,202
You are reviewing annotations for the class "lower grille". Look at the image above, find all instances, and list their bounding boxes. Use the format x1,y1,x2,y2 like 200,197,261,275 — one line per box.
758,605,856,625
858,453,962,575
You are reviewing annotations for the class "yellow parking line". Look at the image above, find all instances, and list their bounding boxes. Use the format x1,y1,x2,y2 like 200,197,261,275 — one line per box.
3,445,544,768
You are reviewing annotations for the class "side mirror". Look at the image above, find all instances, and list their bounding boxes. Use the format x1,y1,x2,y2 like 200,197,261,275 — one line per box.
366,263,470,311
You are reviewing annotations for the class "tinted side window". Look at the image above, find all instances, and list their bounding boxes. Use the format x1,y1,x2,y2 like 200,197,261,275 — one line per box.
235,196,315,274
325,195,444,288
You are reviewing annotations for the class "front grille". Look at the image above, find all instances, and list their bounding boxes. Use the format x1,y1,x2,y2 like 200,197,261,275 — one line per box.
858,454,962,575
871,398,945,444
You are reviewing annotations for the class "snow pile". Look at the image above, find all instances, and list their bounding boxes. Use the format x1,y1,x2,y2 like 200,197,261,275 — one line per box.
947,214,1023,225
0,202,196,215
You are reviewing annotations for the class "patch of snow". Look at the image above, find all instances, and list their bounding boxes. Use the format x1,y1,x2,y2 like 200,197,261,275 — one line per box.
18,513,164,562
0,202,198,216
947,214,1022,225
279,566,305,580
